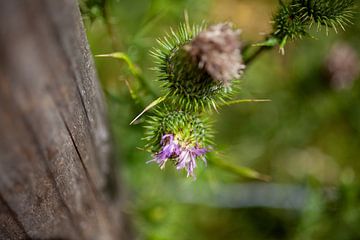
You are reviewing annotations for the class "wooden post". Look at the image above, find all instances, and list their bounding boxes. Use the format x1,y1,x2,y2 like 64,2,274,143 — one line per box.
0,0,125,239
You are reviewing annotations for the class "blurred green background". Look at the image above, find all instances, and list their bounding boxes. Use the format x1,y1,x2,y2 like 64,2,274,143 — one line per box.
82,0,360,239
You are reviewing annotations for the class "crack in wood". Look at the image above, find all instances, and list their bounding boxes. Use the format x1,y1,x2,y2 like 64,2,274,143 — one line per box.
20,115,87,240
60,112,101,200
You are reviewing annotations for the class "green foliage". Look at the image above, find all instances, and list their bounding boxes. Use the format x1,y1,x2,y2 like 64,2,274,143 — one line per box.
84,0,360,239
79,0,106,22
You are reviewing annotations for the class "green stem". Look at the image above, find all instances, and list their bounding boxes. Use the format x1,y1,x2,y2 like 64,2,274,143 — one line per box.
102,0,121,51
208,153,271,182
243,36,279,65
243,45,273,65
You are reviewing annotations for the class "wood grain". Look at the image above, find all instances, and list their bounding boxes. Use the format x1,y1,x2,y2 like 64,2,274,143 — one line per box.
0,1,124,239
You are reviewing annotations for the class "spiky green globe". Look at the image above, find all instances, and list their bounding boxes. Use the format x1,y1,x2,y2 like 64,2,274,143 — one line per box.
151,23,243,112
144,107,213,153
165,48,226,111
291,0,354,32
273,3,307,41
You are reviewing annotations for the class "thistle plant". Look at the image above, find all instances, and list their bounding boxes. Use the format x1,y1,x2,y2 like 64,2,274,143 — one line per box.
143,22,247,177
97,0,355,179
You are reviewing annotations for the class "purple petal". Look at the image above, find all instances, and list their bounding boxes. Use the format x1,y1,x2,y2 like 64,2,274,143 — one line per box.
148,133,211,178
148,133,182,170
176,148,199,177
192,146,208,156
160,134,174,145
176,150,190,170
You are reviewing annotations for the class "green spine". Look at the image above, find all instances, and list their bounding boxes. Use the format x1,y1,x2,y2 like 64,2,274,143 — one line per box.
144,107,213,153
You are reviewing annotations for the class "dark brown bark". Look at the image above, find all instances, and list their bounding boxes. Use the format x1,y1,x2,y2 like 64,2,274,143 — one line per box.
0,0,124,239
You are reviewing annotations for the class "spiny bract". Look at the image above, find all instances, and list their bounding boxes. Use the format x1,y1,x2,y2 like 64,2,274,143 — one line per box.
144,107,213,152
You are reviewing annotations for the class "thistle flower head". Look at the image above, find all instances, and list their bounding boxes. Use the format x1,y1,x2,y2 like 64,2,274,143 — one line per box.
272,0,355,50
148,133,208,177
151,22,245,112
325,42,360,90
144,108,212,177
272,3,307,41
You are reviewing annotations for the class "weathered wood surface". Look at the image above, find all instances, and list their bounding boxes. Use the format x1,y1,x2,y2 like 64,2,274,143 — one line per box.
0,1,124,239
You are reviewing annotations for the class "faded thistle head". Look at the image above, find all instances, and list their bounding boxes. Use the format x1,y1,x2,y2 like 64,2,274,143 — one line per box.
144,107,213,177
184,23,245,87
324,42,360,90
151,22,245,112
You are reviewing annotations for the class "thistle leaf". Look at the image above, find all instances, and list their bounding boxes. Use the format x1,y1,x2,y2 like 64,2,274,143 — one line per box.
221,98,271,107
96,52,141,77
130,95,168,125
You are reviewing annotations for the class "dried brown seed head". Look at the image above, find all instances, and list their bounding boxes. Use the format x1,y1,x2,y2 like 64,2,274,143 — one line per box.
184,23,246,87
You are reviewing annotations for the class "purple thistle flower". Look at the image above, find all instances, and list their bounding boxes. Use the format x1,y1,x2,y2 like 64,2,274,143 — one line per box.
148,134,209,178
